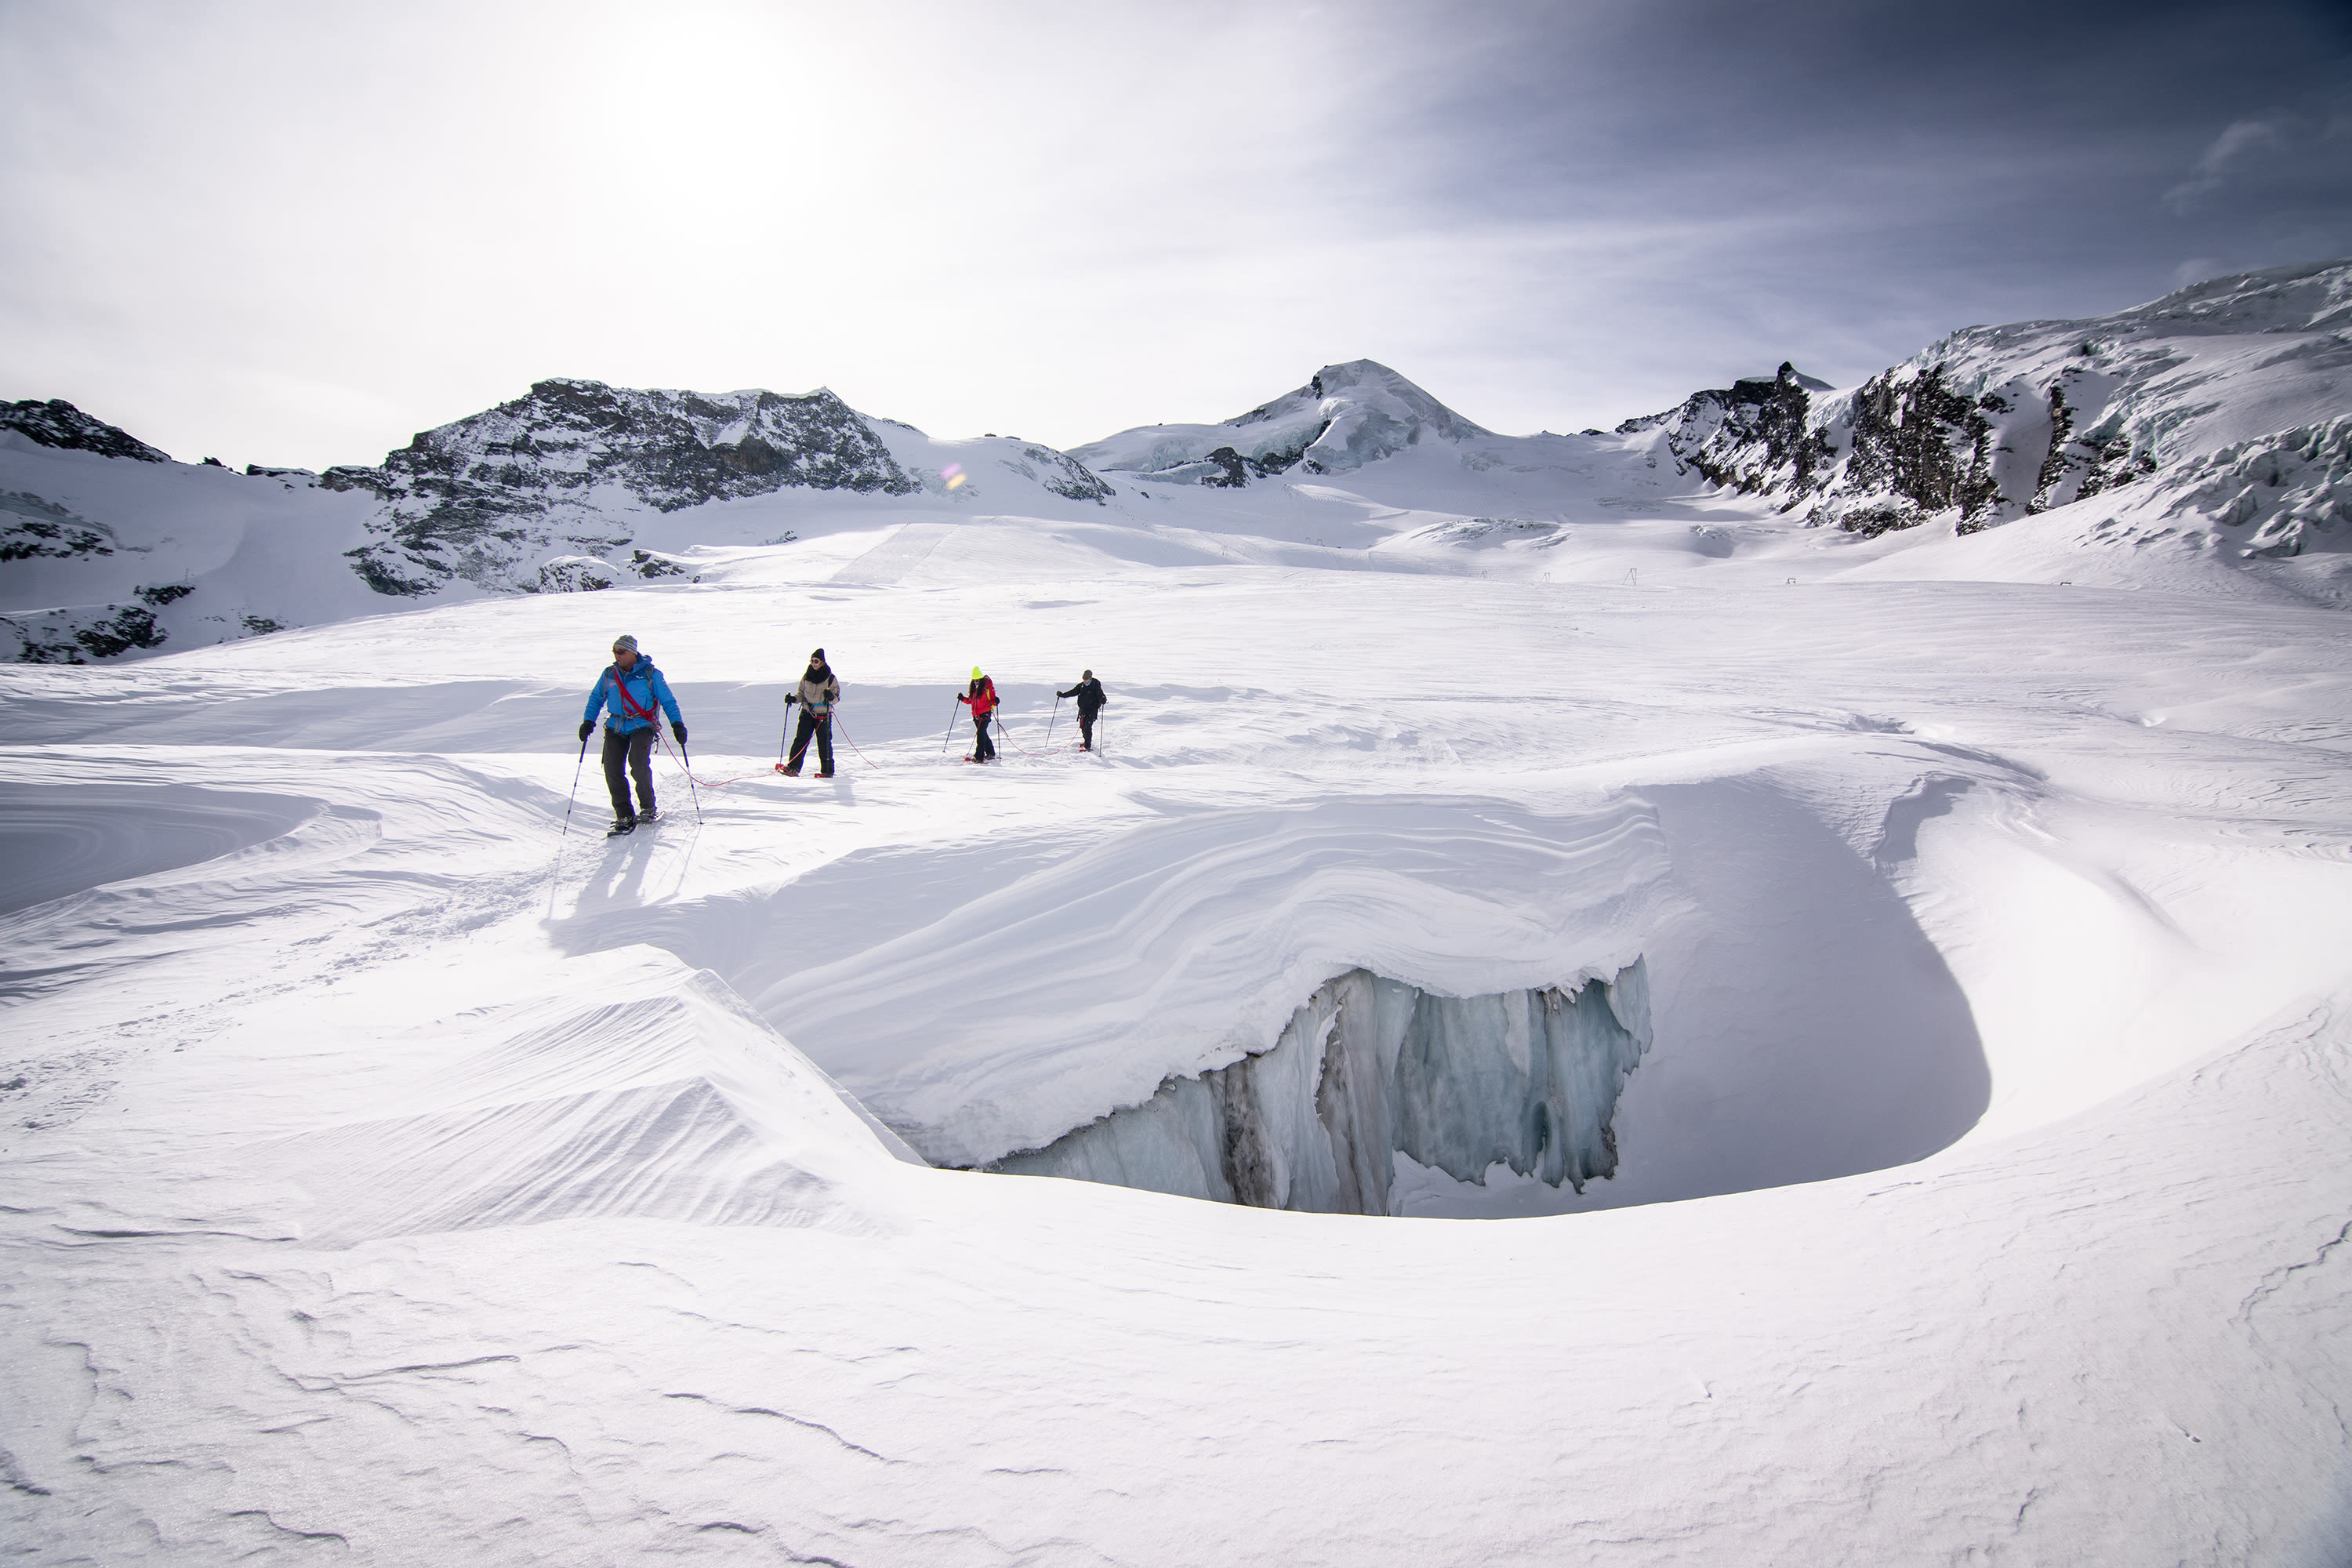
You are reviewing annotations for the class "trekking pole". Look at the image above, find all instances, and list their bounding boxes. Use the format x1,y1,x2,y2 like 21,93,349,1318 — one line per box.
939,694,960,754
677,737,705,825
558,731,590,840
775,696,793,770
1046,693,1062,748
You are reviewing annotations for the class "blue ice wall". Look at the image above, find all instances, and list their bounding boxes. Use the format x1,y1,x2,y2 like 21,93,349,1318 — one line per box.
993,960,1650,1214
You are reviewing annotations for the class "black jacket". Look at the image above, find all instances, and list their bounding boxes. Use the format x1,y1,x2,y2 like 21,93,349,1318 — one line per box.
1058,677,1107,714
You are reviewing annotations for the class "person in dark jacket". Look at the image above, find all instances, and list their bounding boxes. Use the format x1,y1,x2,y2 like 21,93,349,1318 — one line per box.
1057,670,1108,751
957,666,998,762
782,648,840,778
578,633,685,833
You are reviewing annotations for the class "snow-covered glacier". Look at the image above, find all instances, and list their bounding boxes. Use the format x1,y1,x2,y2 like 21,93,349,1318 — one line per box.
997,962,1650,1214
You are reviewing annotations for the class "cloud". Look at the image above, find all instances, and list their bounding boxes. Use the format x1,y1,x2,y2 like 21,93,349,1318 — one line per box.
2165,115,2294,212
3,0,2350,466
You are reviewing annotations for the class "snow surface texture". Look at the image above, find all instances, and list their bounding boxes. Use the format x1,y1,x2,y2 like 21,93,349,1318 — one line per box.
4,260,2352,1563
997,964,1650,1215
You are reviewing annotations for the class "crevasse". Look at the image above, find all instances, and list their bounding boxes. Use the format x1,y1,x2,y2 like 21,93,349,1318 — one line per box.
993,960,1651,1214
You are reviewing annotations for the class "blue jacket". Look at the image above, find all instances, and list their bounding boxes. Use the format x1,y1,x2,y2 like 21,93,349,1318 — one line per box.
583,658,683,734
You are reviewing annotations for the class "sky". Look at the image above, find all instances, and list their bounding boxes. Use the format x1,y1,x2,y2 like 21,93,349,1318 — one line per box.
2,0,2348,471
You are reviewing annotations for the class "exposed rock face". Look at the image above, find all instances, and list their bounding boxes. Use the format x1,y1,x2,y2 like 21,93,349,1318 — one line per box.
1072,360,1493,484
325,379,920,596
1632,363,1835,496
1,400,170,463
2,492,116,562
1004,443,1116,502
1630,260,2352,542
1,603,168,662
538,557,615,593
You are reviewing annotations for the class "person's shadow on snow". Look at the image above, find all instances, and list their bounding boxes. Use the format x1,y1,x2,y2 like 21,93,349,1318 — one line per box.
583,830,658,909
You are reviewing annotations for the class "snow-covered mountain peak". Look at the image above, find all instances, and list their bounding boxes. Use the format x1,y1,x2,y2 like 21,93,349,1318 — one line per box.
1,397,171,463
1071,358,1493,485
2127,256,2352,336
314,377,924,597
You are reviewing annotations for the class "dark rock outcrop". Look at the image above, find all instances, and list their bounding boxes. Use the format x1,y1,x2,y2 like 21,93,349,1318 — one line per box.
1,400,169,463
2,603,168,663
0,492,115,561
331,379,920,596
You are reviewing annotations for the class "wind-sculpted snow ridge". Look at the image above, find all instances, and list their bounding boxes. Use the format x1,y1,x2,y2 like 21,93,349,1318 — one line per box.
1630,257,2352,561
744,797,1670,1169
1071,359,1494,484
324,379,924,597
0,782,319,916
241,964,924,1247
998,963,1650,1214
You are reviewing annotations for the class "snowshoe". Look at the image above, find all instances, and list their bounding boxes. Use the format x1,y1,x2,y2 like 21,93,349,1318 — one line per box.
637,807,658,824
606,816,637,837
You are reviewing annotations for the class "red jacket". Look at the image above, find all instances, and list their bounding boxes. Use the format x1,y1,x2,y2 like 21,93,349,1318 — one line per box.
960,677,997,717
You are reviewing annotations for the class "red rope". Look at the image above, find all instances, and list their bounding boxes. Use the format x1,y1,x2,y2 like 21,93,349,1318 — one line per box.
827,713,885,771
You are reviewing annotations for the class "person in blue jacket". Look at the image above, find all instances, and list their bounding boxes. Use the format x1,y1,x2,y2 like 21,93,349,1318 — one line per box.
577,633,685,834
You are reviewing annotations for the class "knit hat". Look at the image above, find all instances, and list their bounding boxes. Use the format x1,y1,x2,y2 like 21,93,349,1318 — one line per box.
971,666,983,679
810,648,826,662
1082,669,1093,679
612,634,638,653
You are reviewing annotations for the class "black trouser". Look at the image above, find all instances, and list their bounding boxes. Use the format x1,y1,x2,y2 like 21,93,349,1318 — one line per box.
601,725,656,818
972,713,996,760
1077,708,1098,748
787,708,833,775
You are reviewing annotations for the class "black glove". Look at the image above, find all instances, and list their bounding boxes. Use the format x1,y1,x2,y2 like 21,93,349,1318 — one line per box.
785,694,797,706
578,720,594,742
672,721,688,744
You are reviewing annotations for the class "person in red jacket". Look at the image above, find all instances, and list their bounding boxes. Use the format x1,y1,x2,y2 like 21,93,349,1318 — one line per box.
957,666,998,762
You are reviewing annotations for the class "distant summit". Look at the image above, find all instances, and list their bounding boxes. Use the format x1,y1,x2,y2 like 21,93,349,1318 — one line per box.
321,379,924,596
1073,360,1492,485
1,398,169,463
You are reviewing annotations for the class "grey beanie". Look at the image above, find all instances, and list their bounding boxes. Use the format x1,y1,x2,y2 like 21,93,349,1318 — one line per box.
611,634,638,653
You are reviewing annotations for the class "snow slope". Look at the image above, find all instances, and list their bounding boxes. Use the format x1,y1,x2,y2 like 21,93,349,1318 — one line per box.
5,554,2350,1562
4,262,2352,1562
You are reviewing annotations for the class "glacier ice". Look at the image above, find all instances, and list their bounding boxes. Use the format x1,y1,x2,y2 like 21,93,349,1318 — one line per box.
995,960,1650,1214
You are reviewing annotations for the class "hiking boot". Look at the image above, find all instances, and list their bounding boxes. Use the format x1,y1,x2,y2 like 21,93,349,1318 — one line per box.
607,815,637,837
637,807,658,824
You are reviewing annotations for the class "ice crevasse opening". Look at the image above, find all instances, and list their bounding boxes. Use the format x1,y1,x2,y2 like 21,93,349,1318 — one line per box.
993,960,1651,1216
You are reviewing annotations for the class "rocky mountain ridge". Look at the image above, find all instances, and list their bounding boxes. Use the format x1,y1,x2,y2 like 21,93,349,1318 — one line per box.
2,399,171,464
4,258,2347,660
318,379,926,596
1631,258,2352,554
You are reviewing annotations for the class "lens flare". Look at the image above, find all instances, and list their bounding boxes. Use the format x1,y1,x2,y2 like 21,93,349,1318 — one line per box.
942,462,967,491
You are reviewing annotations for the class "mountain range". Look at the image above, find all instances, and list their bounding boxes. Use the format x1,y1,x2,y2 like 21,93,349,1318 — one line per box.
4,256,2347,662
